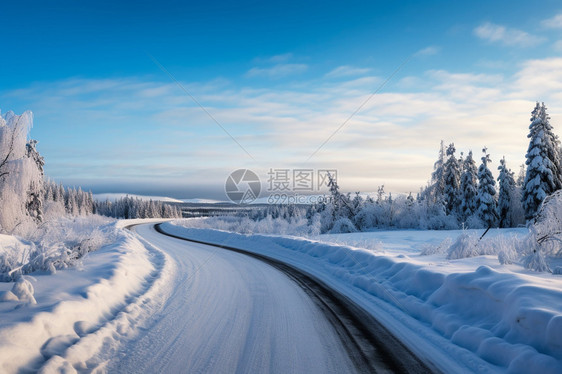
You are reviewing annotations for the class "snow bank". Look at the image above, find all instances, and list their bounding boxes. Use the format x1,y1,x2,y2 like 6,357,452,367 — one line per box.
0,222,173,373
161,222,562,373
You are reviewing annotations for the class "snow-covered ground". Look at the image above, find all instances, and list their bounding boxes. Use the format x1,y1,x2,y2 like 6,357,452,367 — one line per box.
1,217,561,373
0,220,175,373
162,221,562,373
108,224,360,373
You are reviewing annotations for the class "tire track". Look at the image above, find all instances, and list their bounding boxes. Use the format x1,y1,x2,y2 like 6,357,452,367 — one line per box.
154,223,437,373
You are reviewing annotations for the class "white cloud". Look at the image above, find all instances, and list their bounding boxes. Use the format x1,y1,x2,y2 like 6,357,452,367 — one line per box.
510,57,562,99
474,22,544,47
253,53,293,64
245,63,308,78
554,40,562,52
267,53,293,63
4,57,562,196
415,46,440,56
542,13,562,29
325,65,371,78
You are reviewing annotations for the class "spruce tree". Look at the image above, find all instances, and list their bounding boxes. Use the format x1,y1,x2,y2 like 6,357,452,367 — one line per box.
477,148,497,226
516,164,526,188
497,157,515,228
430,140,446,204
443,143,461,216
522,102,562,220
459,150,478,221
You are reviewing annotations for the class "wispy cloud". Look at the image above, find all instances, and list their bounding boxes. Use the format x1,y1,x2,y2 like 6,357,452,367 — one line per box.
3,57,562,196
245,63,308,78
542,13,562,29
267,53,293,64
253,53,294,64
415,46,440,56
474,22,544,47
325,65,371,78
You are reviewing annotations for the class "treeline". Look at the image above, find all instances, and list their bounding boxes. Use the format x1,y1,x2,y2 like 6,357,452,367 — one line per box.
238,102,561,234
303,102,561,233
44,180,95,216
43,181,181,219
95,196,181,219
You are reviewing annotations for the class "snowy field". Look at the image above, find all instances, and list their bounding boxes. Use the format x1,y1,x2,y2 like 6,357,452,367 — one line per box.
1,217,561,373
162,220,562,373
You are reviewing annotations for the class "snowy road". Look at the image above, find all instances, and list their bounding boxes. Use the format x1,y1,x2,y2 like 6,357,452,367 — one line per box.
109,223,427,373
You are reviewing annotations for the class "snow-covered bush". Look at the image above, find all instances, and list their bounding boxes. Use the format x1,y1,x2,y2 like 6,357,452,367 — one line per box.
529,190,562,257
444,230,522,261
518,228,551,272
10,277,36,304
464,214,486,229
521,247,551,272
513,190,562,272
498,249,516,265
446,232,480,259
330,218,357,233
420,237,453,256
0,216,116,281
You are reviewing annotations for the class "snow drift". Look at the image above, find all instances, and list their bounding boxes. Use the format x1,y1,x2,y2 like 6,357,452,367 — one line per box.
0,221,173,373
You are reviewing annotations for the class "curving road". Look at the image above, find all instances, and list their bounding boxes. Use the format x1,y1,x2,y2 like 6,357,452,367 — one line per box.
109,223,430,373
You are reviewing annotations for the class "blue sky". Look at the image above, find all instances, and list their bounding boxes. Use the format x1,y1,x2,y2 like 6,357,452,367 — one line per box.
2,0,562,199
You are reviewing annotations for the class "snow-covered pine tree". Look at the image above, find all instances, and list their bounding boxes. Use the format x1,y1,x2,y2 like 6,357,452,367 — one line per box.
352,192,363,214
406,192,415,207
327,173,352,218
443,143,461,216
429,140,446,204
477,147,497,226
497,157,516,228
459,150,478,221
376,185,385,204
522,102,562,220
516,164,526,188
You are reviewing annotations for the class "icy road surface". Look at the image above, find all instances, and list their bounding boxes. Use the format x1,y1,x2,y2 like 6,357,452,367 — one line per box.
109,223,361,373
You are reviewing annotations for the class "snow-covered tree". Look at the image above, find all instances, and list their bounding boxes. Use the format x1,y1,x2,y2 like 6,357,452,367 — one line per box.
329,174,352,216
459,150,478,221
443,143,461,216
25,140,45,222
352,192,363,213
497,157,516,228
0,111,44,234
476,148,497,226
522,102,562,220
516,164,526,188
428,140,446,204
